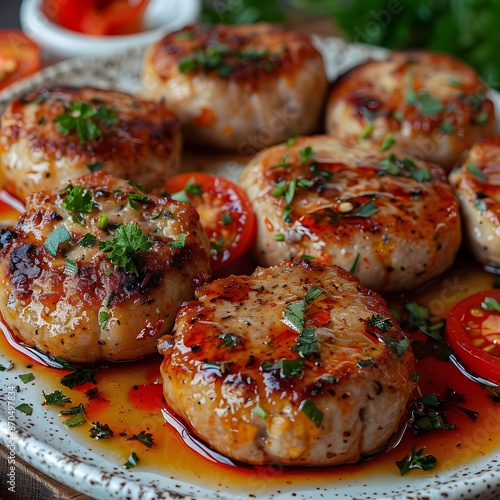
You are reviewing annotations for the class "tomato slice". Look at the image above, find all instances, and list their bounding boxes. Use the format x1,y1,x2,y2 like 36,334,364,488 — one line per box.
445,290,500,384
0,31,41,92
49,0,150,36
159,173,257,273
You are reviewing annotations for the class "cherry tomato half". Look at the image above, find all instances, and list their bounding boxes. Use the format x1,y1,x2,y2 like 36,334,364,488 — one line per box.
0,31,41,92
446,290,500,385
48,0,150,36
159,173,257,273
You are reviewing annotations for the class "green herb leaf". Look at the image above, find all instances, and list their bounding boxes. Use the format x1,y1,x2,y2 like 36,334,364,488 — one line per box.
78,233,96,247
349,253,360,274
367,314,393,332
360,122,375,140
380,134,396,152
127,430,154,448
19,373,35,384
60,367,99,389
282,300,306,333
123,452,139,468
64,258,78,276
467,160,486,181
274,233,285,241
54,101,118,144
219,332,241,350
169,233,187,249
64,410,87,427
347,199,379,218
42,390,71,405
87,162,103,172
291,326,319,357
128,192,150,210
44,226,72,257
417,93,444,114
90,421,114,439
481,297,500,312
357,357,375,368
60,403,85,415
474,198,487,213
261,357,305,378
396,445,437,475
98,213,108,229
299,146,316,164
252,404,267,419
440,121,454,134
477,112,489,125
299,399,323,428
221,213,233,225
16,404,33,416
379,335,410,357
99,222,151,276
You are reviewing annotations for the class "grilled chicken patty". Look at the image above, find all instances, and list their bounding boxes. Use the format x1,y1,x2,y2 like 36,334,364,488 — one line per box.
239,135,462,294
449,137,500,267
326,51,496,170
0,172,210,363
142,23,328,151
158,259,415,465
0,86,182,201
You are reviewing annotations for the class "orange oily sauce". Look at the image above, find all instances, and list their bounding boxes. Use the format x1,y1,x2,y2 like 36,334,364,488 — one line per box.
0,200,499,496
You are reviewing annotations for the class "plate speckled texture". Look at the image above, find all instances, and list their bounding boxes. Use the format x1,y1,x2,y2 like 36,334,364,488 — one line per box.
0,37,499,500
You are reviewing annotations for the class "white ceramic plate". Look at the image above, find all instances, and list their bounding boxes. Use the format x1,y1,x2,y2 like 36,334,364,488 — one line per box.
0,37,500,500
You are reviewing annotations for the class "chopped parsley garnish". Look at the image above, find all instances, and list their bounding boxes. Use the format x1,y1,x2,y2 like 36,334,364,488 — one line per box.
282,285,325,333
219,332,241,350
367,314,393,332
347,199,379,218
128,192,150,210
98,213,108,229
87,161,103,172
467,160,486,181
274,233,285,241
60,365,100,389
349,253,360,274
90,421,114,439
60,403,85,415
379,335,410,357
477,112,489,125
379,133,396,152
261,357,305,378
291,326,319,357
481,296,500,312
210,237,224,255
44,226,72,257
378,154,432,182
169,177,202,203
78,233,96,247
252,404,267,419
169,233,187,249
357,357,375,368
42,390,71,405
396,445,437,475
64,258,78,276
406,73,444,115
127,430,154,448
99,222,151,276
360,122,375,140
63,408,86,427
299,146,316,164
19,373,35,384
54,101,118,144
99,294,111,330
221,213,233,225
299,399,323,428
16,404,33,416
440,120,455,134
473,198,487,213
61,185,94,224
123,452,140,468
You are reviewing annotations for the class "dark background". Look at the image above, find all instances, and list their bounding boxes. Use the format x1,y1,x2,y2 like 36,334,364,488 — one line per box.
1,0,22,28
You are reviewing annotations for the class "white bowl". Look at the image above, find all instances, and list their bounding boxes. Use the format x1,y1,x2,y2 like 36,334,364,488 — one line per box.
20,0,201,60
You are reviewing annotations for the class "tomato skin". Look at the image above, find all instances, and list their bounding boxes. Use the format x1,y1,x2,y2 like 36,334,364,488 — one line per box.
446,290,500,385
159,173,257,273
0,31,41,91
47,0,150,36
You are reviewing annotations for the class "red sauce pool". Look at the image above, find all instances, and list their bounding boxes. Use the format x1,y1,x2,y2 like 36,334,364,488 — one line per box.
1,195,499,495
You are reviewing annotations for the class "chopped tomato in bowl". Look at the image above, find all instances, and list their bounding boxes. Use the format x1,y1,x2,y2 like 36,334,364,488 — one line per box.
446,290,500,385
0,31,41,92
159,173,257,273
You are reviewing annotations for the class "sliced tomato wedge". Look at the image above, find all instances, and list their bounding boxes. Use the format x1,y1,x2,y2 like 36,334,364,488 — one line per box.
50,0,150,36
446,290,500,384
0,31,41,92
159,173,257,273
